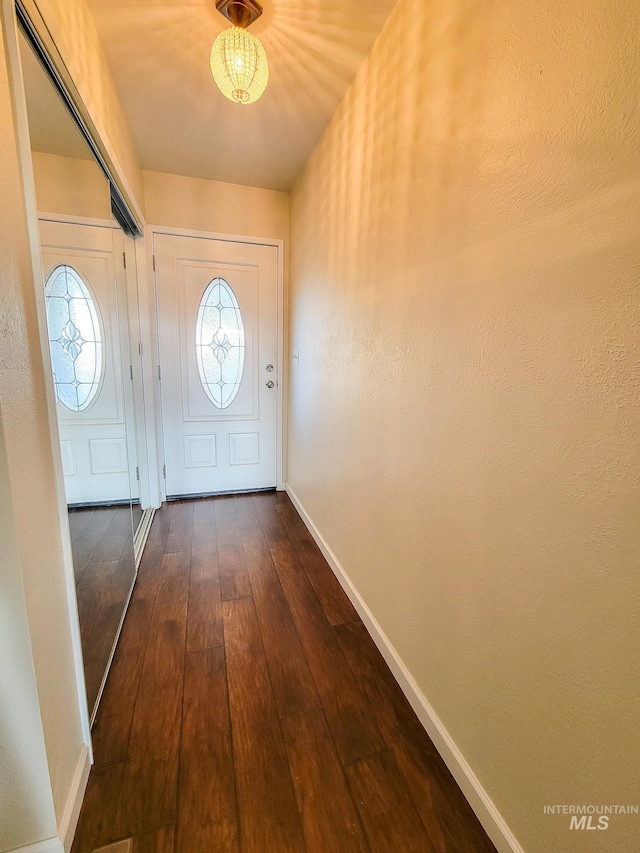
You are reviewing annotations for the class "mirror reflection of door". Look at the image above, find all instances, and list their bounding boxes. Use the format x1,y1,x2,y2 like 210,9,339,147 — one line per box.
40,221,133,506
19,27,143,722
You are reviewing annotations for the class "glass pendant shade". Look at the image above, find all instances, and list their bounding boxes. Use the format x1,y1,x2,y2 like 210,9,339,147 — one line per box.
210,26,269,104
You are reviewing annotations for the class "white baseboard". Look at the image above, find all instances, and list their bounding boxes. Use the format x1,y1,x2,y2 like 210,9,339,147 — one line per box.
58,743,91,852
11,838,64,853
8,742,90,853
285,484,525,853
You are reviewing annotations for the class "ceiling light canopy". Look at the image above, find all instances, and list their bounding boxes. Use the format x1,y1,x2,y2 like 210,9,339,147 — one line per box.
210,0,269,105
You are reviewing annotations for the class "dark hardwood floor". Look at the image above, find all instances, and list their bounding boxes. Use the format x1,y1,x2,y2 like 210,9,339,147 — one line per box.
72,492,497,853
69,505,137,712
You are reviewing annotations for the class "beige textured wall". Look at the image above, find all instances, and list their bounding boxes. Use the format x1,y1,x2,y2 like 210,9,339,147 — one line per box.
143,170,289,241
34,0,145,215
0,4,85,844
0,411,57,851
288,0,640,851
32,151,112,219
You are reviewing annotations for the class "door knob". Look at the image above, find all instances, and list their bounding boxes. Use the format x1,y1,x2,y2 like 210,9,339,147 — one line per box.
266,380,275,389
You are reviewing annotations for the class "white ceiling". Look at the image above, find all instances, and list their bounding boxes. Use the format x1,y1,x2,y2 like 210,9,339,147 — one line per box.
86,0,398,191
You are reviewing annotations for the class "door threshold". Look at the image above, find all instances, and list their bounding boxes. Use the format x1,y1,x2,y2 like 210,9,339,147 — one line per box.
166,486,276,501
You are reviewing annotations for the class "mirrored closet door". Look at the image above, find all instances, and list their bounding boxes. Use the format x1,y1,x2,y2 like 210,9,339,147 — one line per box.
18,25,148,723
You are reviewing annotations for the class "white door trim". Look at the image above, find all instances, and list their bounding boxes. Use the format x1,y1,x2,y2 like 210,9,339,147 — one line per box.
148,225,285,495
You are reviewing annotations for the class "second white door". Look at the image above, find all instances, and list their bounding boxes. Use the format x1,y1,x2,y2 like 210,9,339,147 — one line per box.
155,233,278,497
40,218,136,505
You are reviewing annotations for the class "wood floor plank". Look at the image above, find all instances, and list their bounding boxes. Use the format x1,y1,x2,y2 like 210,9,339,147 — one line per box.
92,506,135,563
231,493,260,531
134,825,175,853
186,560,222,651
295,535,359,626
126,552,189,763
113,551,189,837
92,538,171,765
417,754,500,853
346,751,438,853
223,597,305,852
187,499,222,652
114,758,179,839
335,621,442,758
82,555,135,661
82,598,130,714
134,539,170,598
276,497,359,626
165,501,194,554
251,491,285,541
256,510,385,766
336,621,450,849
116,548,190,837
68,508,95,543
71,762,125,853
215,497,251,601
191,496,216,530
234,495,320,719
92,593,156,766
336,621,496,853
177,649,238,852
76,560,119,648
274,494,313,542
81,548,139,713
147,502,172,542
104,544,137,606
71,507,118,582
282,709,369,853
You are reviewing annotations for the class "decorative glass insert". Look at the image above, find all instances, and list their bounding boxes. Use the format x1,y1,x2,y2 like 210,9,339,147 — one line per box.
195,277,245,409
44,264,103,412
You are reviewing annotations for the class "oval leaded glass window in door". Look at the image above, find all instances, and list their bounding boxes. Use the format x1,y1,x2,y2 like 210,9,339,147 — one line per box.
196,277,245,409
44,264,103,412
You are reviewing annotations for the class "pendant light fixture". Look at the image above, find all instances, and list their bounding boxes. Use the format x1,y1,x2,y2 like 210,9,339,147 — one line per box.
210,0,269,105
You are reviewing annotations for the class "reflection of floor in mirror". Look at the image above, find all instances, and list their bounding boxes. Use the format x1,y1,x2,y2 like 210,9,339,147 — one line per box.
68,504,136,714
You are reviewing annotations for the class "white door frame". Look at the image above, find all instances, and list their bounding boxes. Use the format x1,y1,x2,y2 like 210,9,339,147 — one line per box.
148,224,285,498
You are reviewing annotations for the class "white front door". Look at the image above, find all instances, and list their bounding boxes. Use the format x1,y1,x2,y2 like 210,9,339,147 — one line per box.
155,233,279,497
40,218,136,505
